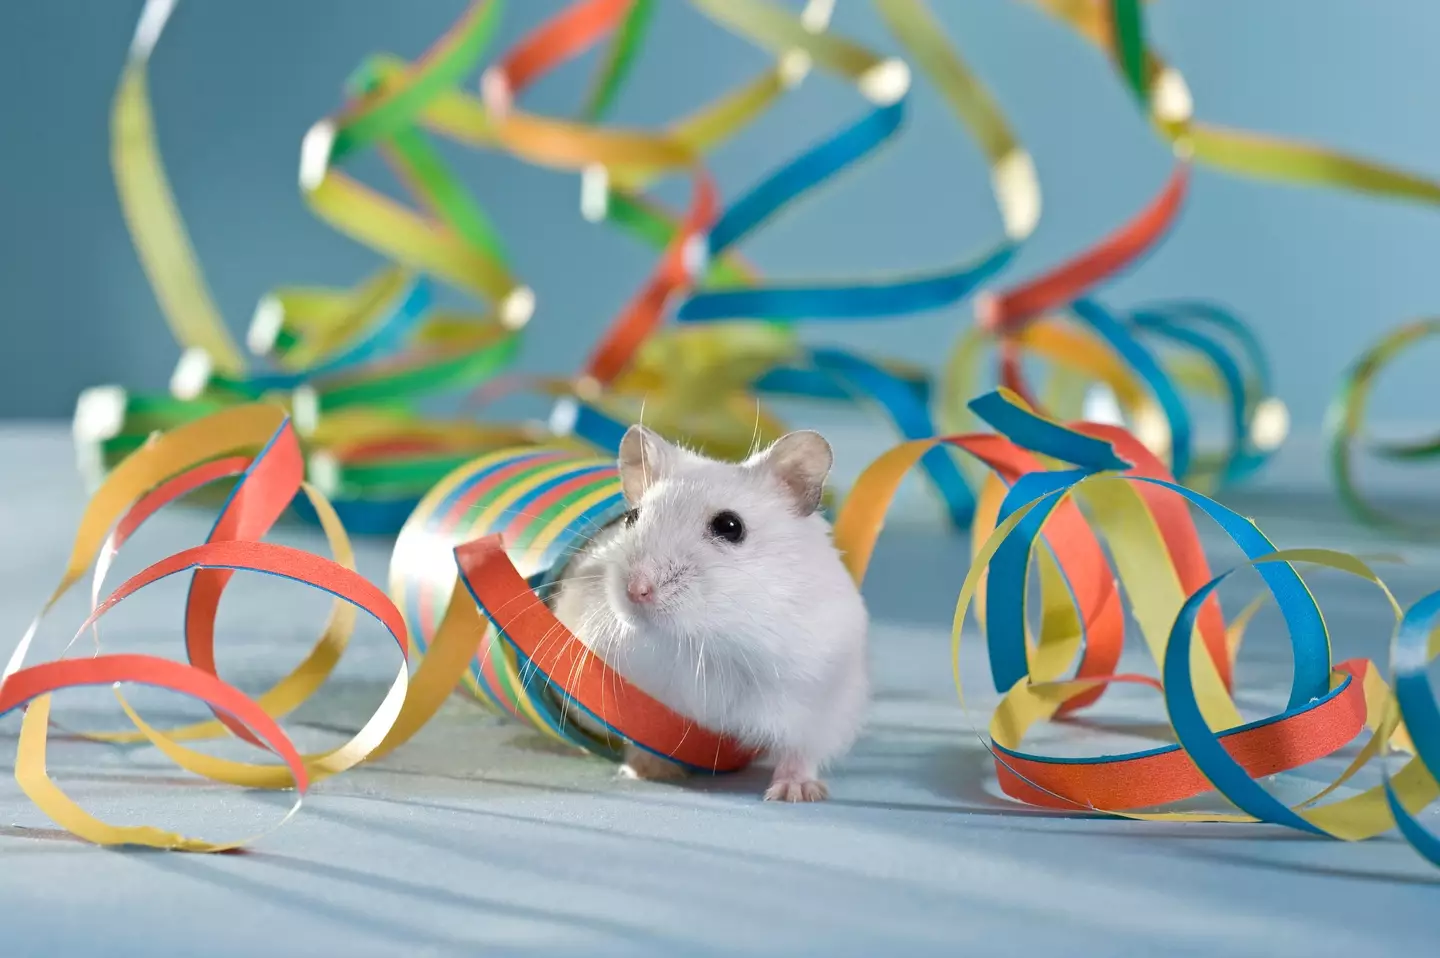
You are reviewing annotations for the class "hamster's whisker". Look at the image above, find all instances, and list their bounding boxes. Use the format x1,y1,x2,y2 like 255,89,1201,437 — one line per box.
748,396,762,459
728,635,764,689
557,600,608,694
480,588,564,624
636,399,656,495
531,619,578,709
612,625,634,712
495,507,610,546
562,604,615,728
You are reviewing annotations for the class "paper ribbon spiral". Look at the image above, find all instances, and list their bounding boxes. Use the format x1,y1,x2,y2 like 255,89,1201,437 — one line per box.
1326,319,1440,530
832,387,1440,870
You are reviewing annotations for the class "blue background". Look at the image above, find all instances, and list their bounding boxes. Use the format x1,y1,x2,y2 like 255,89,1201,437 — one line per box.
2,0,1438,431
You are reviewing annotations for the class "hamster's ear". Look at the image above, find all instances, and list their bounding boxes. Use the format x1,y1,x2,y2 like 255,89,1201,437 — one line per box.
618,424,674,503
750,430,832,516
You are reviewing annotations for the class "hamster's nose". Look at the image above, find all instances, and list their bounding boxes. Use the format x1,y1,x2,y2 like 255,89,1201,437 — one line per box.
626,574,655,604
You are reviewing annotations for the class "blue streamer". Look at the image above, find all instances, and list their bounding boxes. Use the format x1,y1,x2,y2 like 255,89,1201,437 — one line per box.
1384,590,1440,865
570,401,630,456
1071,298,1194,480
1163,571,1328,834
809,348,974,528
984,471,1090,693
753,362,930,406
1131,302,1277,483
707,101,906,256
676,90,1017,324
244,277,433,392
291,493,420,537
967,389,1131,472
677,243,1015,323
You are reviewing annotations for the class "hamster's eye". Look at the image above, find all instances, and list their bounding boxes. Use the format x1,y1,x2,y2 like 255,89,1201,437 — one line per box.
623,508,639,528
708,510,745,544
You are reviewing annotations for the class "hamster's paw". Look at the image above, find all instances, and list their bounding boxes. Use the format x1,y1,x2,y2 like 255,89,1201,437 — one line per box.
763,778,829,803
765,754,828,802
619,745,688,782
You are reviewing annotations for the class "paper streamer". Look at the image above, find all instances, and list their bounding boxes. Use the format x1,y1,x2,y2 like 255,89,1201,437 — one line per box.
944,164,1288,490
1029,0,1440,205
391,445,630,750
675,0,1035,324
834,387,1440,869
1327,318,1440,529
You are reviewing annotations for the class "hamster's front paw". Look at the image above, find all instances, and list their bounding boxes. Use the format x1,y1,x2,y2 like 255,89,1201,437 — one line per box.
763,777,829,802
619,744,688,781
765,754,829,802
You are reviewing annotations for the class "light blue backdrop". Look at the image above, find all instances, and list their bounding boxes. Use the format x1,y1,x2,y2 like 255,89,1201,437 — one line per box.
2,0,1438,430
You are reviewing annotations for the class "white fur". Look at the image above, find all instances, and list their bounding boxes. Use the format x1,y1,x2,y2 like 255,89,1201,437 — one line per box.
550,429,869,799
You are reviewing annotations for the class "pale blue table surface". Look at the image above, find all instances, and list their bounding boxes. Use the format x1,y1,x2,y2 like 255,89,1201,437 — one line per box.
0,424,1436,957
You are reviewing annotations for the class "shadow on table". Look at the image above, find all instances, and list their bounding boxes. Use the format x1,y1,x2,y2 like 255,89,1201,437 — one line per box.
137,836,723,956
1164,842,1440,888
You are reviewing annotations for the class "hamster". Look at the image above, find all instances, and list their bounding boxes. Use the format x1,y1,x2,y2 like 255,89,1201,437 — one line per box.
549,425,870,801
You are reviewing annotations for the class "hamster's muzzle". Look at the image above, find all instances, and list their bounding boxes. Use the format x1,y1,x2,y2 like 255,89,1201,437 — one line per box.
626,573,655,605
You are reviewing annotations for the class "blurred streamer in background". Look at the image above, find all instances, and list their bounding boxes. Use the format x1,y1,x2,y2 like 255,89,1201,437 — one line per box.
2,0,1439,437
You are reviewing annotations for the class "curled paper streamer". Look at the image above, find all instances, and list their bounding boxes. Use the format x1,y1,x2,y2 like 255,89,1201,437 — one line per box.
835,388,1440,869
4,405,492,849
676,0,1037,324
392,446,630,747
947,161,1287,489
104,0,541,528
590,0,1041,525
1327,318,1440,529
97,0,1302,539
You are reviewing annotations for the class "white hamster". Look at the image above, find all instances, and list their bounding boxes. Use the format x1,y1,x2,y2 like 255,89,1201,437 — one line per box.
549,425,869,801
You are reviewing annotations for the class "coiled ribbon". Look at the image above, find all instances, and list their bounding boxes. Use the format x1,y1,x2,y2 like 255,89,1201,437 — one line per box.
1327,319,1440,530
834,387,1440,869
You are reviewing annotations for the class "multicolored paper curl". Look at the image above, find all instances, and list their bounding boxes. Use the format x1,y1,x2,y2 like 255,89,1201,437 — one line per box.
834,388,1440,870
960,0,1440,501
938,163,1290,493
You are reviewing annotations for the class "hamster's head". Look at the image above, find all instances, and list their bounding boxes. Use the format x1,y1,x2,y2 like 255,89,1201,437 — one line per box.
601,424,836,644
